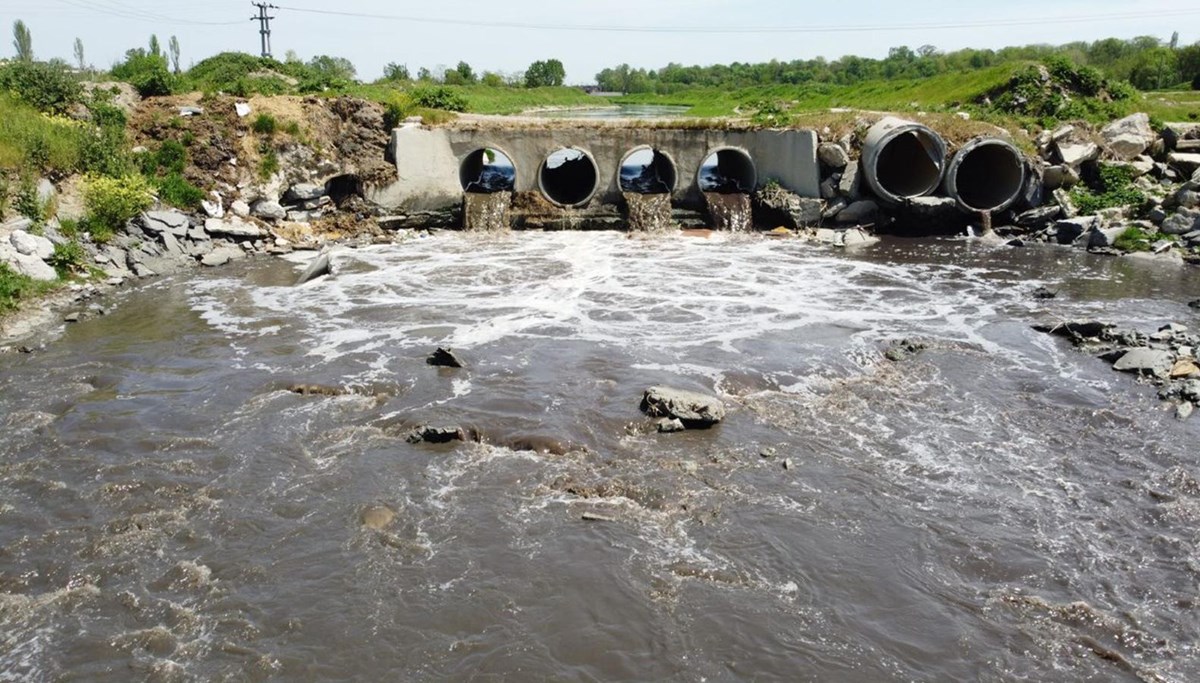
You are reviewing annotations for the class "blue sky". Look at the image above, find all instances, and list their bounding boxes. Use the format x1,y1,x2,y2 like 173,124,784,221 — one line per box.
5,0,1198,83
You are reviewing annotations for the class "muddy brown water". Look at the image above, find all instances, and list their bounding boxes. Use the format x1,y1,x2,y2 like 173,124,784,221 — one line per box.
2,231,1200,681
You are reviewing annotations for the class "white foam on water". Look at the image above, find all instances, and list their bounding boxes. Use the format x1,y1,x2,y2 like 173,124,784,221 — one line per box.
188,233,1026,369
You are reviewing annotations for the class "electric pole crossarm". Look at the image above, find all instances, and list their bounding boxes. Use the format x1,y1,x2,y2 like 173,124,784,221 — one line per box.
250,2,278,58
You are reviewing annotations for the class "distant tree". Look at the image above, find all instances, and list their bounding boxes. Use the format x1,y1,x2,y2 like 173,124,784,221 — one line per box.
1128,47,1179,90
481,71,504,87
443,68,465,85
307,55,356,81
12,20,32,61
284,49,301,64
417,66,432,81
149,34,161,58
73,37,85,71
524,59,565,87
383,62,410,81
917,44,939,58
168,36,181,73
1170,31,1179,50
455,61,476,84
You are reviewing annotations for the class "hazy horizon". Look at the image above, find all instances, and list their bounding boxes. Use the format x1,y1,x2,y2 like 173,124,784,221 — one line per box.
6,0,1199,83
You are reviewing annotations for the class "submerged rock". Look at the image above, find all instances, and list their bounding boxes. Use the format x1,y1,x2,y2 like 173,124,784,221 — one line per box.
884,338,927,362
405,425,467,444
294,252,331,285
427,347,465,368
288,383,350,397
641,386,726,428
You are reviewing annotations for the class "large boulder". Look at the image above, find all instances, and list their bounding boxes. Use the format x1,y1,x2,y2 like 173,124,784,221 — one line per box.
836,199,879,225
1162,209,1200,236
753,185,822,229
138,210,190,237
1055,141,1100,167
283,183,326,203
1169,153,1200,176
0,243,57,281
817,143,850,169
250,199,287,221
9,230,54,260
1113,348,1174,379
837,161,862,200
1054,216,1099,244
641,386,726,428
204,217,264,238
1100,113,1155,160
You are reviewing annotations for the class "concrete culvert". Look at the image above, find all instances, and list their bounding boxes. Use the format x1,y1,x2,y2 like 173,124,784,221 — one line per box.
619,147,677,194
459,148,516,193
943,138,1026,213
539,147,599,207
862,117,947,204
698,147,756,193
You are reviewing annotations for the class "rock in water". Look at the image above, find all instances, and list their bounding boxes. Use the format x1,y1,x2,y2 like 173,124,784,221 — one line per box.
884,338,927,362
294,252,331,286
1031,286,1058,300
361,505,396,530
1112,349,1174,379
656,418,686,433
641,386,726,428
427,347,465,368
405,425,467,444
1189,299,1200,310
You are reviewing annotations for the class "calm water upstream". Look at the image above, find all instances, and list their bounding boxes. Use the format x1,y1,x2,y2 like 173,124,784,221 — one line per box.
2,231,1200,681
529,104,691,120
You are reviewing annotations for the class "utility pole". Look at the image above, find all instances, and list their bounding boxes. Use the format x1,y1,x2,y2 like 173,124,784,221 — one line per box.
250,2,278,58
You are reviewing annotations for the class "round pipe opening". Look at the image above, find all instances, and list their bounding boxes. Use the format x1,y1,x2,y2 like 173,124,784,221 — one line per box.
460,147,516,193
619,146,677,194
945,139,1026,213
698,147,756,194
538,147,599,207
862,117,947,204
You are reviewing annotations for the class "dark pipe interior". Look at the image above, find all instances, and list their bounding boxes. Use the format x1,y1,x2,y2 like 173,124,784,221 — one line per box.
876,131,942,198
540,149,598,206
954,144,1024,211
324,174,361,206
460,149,515,193
699,149,756,193
620,148,677,194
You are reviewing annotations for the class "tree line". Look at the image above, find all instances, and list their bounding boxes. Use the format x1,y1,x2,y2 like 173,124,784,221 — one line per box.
596,34,1200,93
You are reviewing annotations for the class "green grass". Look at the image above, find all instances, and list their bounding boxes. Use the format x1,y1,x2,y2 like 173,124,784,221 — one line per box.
0,94,84,174
0,263,59,313
348,83,602,115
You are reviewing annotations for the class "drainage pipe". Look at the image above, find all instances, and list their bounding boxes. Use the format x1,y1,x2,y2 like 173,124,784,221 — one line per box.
538,147,600,208
861,117,947,204
697,147,757,194
619,146,678,194
942,137,1027,213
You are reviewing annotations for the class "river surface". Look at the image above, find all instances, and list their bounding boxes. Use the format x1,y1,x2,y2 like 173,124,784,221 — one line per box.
2,232,1200,681
530,104,691,120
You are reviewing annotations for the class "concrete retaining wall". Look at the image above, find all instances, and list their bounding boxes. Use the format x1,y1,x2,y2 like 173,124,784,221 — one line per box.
368,122,820,211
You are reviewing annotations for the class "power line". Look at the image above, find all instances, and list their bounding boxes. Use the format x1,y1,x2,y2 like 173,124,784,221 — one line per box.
270,5,1200,34
52,0,244,26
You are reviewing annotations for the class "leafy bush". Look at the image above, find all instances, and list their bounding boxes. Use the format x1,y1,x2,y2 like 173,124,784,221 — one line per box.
0,60,82,114
13,176,45,223
111,49,175,97
1070,164,1146,215
252,113,278,135
410,86,467,112
0,95,83,174
82,174,154,241
47,240,87,277
259,149,279,179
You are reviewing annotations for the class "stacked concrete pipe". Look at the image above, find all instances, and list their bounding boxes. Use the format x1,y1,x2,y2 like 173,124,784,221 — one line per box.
942,137,1027,213
861,117,948,204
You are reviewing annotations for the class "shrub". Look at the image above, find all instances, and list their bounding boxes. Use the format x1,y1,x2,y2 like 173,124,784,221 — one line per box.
0,95,84,174
251,113,278,135
13,176,44,223
111,49,175,97
82,174,154,241
259,149,279,179
0,60,82,114
410,86,468,112
47,240,87,277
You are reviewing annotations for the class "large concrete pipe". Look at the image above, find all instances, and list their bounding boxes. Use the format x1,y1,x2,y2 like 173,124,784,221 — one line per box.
459,147,516,193
619,146,678,194
861,117,947,204
538,147,600,207
698,147,757,193
942,137,1026,213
